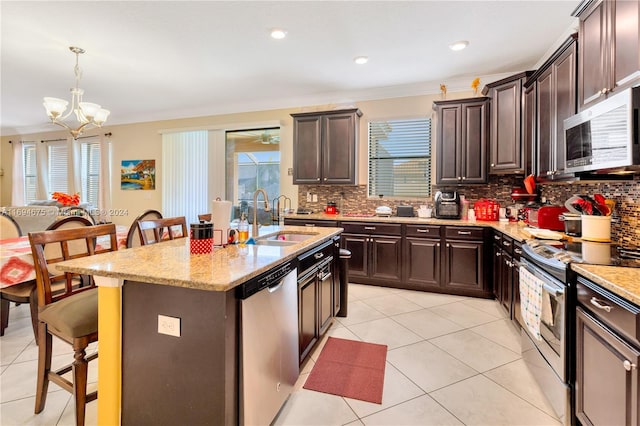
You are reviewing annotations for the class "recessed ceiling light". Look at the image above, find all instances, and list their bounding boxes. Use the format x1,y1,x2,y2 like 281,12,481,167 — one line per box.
270,29,287,39
354,56,369,65
449,40,469,51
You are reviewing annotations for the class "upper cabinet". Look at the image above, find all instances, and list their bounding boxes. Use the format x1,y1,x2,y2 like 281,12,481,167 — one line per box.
291,109,362,185
483,71,534,174
574,0,640,110
525,34,578,181
434,97,489,185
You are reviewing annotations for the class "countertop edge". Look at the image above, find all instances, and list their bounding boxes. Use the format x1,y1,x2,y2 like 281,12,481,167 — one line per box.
571,263,640,307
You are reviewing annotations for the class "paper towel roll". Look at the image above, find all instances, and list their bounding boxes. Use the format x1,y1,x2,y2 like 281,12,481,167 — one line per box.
211,199,232,245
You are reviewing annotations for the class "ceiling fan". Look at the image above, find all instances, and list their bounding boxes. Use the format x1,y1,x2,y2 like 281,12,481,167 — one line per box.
229,129,280,144
253,130,280,145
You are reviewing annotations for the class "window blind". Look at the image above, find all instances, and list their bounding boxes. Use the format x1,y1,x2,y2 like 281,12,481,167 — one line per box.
48,142,69,195
81,142,101,206
23,143,37,203
162,131,209,223
368,118,432,198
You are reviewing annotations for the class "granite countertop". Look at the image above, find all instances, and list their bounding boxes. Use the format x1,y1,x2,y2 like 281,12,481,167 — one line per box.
286,213,532,242
55,225,342,292
571,263,640,306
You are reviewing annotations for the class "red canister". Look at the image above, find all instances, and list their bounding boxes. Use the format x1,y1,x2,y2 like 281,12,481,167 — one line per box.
190,222,213,254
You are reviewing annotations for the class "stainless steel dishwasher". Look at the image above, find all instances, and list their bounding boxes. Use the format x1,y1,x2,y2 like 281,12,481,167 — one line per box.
237,261,298,426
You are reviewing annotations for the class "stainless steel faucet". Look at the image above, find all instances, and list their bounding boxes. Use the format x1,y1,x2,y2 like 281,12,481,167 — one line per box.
252,189,270,237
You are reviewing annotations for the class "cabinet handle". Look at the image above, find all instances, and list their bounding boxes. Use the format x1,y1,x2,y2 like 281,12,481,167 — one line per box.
512,259,520,268
491,163,495,167
590,297,612,313
462,177,466,181
417,229,428,233
496,252,502,257
514,248,522,255
457,176,462,181
317,178,320,181
314,252,324,260
436,243,440,247
494,235,501,240
623,360,637,371
323,177,327,181
304,224,316,227
364,226,376,230
457,231,471,235
601,87,608,95
503,241,511,247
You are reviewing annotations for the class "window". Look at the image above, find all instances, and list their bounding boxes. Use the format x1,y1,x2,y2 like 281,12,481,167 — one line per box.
48,142,68,195
80,142,100,207
23,143,37,203
225,128,280,219
368,118,432,198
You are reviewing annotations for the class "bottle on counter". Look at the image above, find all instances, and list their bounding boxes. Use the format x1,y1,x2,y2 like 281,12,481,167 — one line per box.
237,213,249,244
460,195,470,220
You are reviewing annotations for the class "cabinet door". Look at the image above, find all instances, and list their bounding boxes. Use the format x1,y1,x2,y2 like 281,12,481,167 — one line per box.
553,43,577,179
492,243,503,299
500,252,513,317
323,113,357,184
513,244,523,326
293,115,322,184
490,79,522,173
523,84,537,176
576,308,640,426
370,236,402,282
436,104,462,184
536,68,553,178
579,0,608,109
318,262,334,335
342,233,368,280
461,101,488,183
443,240,485,294
613,0,640,93
404,237,441,289
298,272,318,363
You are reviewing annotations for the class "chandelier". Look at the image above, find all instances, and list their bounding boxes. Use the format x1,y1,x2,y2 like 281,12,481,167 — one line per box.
43,46,110,139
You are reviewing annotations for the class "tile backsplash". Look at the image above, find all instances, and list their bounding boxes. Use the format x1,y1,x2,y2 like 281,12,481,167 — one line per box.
298,175,640,245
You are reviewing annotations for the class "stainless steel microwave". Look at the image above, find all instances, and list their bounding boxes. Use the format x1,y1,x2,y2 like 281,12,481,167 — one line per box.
564,86,640,174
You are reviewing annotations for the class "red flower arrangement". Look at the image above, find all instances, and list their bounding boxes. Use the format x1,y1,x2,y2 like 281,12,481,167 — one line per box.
51,192,80,206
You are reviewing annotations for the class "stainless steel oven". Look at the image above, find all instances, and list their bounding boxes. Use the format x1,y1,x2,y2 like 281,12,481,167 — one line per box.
520,242,573,425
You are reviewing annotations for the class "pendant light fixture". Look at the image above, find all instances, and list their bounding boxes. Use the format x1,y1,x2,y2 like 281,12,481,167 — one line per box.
43,46,110,139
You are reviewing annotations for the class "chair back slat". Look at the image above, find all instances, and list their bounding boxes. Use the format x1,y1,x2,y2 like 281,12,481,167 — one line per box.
137,216,188,245
126,209,163,248
29,224,118,307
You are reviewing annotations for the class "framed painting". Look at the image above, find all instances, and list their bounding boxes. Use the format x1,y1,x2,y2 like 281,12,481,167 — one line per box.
121,160,155,190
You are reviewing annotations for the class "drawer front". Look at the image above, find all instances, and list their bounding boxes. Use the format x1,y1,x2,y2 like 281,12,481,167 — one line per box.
341,222,402,236
284,218,339,227
298,239,335,275
492,232,502,245
445,226,485,241
406,224,441,238
577,277,640,346
501,235,514,256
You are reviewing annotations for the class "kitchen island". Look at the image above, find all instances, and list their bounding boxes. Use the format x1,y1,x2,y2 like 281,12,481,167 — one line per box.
55,225,342,426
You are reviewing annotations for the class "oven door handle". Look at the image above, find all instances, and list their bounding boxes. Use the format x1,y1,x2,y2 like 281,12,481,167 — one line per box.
542,283,564,298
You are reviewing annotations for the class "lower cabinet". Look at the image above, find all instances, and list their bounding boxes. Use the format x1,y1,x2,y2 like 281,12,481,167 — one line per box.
575,277,640,426
442,226,491,297
297,240,336,364
492,231,522,321
403,225,441,290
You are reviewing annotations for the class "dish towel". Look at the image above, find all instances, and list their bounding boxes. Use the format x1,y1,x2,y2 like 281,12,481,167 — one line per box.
519,265,543,341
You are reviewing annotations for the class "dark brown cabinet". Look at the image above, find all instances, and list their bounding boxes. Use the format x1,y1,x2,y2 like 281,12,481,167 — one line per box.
575,276,640,425
403,225,441,290
492,231,522,321
483,72,533,174
291,109,362,185
574,0,640,110
523,83,537,177
434,97,489,184
297,241,336,364
442,226,490,297
527,35,577,180
341,222,402,286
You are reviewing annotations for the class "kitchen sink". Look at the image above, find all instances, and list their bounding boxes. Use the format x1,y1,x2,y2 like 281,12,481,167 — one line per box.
254,232,317,246
254,239,298,246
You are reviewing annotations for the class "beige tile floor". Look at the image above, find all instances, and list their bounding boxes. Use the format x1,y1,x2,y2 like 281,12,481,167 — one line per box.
0,283,561,425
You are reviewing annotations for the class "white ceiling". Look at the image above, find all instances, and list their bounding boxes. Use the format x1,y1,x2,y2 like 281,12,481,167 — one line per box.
1,1,580,136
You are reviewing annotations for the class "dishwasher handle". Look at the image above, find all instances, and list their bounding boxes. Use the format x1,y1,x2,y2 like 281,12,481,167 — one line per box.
268,280,284,293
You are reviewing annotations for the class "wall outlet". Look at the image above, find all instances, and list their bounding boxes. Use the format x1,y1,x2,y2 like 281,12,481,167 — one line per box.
312,194,318,202
158,314,181,337
306,192,312,202
288,168,293,176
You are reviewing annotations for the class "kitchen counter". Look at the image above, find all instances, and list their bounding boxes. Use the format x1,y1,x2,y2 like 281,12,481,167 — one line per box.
55,225,342,292
571,263,640,306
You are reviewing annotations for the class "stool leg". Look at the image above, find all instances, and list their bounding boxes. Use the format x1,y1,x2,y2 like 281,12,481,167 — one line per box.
0,297,9,336
34,323,52,414
72,344,89,426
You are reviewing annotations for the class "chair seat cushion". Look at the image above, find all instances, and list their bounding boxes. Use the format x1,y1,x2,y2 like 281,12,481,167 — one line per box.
39,289,98,338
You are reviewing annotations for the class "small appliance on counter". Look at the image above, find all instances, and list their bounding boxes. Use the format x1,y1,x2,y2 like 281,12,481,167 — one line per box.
375,205,392,217
525,205,567,231
396,205,414,217
324,202,338,215
434,191,461,219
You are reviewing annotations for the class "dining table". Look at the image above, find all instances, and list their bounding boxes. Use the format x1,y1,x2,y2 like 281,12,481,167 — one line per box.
0,224,129,288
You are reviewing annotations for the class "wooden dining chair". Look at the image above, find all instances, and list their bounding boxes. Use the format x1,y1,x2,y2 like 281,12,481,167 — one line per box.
0,211,23,239
137,216,188,245
1,212,29,337
126,209,163,248
29,223,118,426
59,207,96,225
